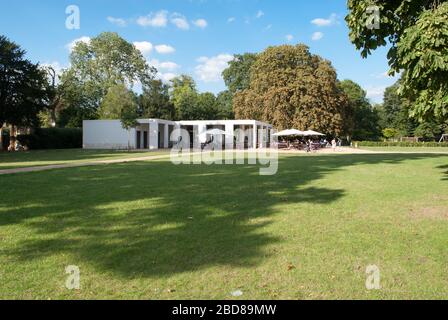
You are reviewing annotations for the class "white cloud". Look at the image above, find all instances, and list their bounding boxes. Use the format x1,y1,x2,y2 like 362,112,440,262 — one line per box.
171,13,190,30
195,54,234,83
149,59,180,71
137,11,168,27
66,36,91,52
133,41,153,56
264,24,273,31
159,73,178,82
256,10,265,19
286,34,294,42
366,85,387,102
155,44,176,54
311,13,339,27
192,19,208,28
107,16,127,27
311,32,324,41
228,17,236,23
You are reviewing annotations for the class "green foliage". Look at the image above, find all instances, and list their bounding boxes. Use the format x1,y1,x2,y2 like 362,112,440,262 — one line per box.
377,81,418,136
356,140,448,148
98,84,137,120
414,122,440,139
397,3,448,121
338,79,381,140
59,32,155,124
138,80,175,120
346,1,448,121
170,75,198,120
233,44,351,135
222,53,257,94
17,128,82,150
216,90,234,119
382,128,400,139
169,75,224,120
0,35,48,129
120,104,139,132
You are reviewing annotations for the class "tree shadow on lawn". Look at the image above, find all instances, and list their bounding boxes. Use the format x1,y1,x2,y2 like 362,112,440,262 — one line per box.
438,164,448,181
0,153,445,279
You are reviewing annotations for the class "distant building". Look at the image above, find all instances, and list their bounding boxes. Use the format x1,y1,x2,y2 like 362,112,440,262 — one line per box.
83,119,274,150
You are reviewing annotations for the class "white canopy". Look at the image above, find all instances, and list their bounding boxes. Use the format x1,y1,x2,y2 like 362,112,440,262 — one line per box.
303,130,325,136
273,129,305,137
205,129,234,136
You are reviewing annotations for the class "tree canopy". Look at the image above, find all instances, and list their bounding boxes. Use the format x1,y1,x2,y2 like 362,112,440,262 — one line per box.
138,80,175,120
338,80,381,140
222,53,257,94
59,32,156,126
346,0,448,121
0,35,48,134
233,44,351,135
98,84,137,120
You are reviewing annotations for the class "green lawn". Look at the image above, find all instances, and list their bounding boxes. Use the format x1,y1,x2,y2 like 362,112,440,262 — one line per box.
0,149,170,170
360,146,448,153
1,153,447,299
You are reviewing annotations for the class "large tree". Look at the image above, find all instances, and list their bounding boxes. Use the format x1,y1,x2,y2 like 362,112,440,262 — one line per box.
138,80,175,120
233,44,351,135
0,36,48,149
346,0,448,121
170,75,199,120
222,53,257,94
98,84,137,120
338,80,381,140
216,90,234,120
59,32,156,126
377,81,418,136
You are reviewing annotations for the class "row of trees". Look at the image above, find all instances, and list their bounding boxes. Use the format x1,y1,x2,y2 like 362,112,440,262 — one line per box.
53,33,233,127
0,33,233,150
3,0,447,150
221,45,382,140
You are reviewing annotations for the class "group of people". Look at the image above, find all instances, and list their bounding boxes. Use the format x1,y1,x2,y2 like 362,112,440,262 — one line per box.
278,137,343,152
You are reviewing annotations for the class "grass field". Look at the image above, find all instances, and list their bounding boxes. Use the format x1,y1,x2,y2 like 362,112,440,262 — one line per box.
0,149,170,170
0,152,447,299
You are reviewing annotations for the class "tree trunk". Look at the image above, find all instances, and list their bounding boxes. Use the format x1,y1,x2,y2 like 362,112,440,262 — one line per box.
128,130,131,151
0,125,3,152
9,124,16,151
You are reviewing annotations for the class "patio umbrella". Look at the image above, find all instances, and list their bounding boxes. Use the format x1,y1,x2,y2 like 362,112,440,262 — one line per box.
303,130,325,136
272,129,305,137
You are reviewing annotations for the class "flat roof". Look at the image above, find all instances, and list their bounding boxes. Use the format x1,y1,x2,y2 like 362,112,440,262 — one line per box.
84,119,273,127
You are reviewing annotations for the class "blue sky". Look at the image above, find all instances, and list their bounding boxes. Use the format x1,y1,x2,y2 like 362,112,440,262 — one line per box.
0,0,398,102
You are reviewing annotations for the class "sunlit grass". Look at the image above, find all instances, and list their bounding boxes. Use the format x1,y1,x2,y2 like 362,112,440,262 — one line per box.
0,153,447,299
0,149,171,170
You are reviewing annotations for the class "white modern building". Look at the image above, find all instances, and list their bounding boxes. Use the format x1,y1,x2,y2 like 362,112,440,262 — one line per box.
83,119,274,150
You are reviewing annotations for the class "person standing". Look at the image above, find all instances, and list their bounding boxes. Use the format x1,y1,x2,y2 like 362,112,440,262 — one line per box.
332,138,337,152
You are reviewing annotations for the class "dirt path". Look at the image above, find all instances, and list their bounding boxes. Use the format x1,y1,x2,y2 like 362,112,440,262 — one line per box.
1,148,446,175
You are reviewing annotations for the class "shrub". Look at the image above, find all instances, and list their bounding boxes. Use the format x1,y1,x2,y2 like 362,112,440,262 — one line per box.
355,141,448,148
17,128,82,150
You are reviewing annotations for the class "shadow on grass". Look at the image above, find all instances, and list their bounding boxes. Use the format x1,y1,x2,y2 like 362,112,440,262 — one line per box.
0,149,159,170
438,164,448,181
0,153,445,278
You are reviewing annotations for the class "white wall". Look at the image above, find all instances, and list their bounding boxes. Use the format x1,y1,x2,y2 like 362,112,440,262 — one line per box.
83,120,136,150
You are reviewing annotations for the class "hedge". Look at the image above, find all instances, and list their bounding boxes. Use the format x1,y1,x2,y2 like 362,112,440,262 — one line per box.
355,141,448,148
17,128,82,150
